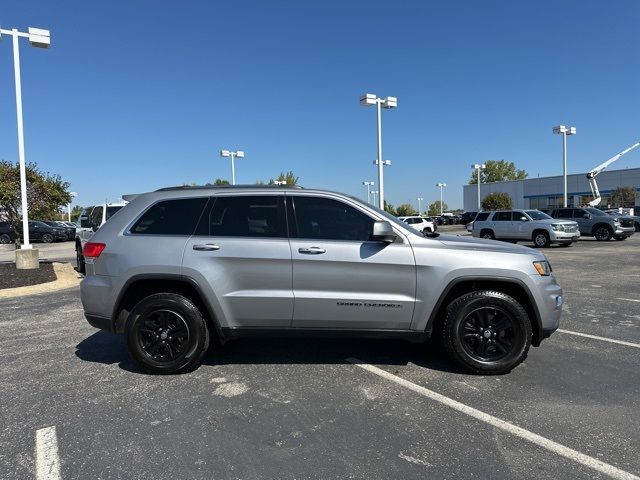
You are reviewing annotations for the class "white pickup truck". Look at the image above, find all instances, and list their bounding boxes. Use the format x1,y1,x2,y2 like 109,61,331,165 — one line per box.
76,202,127,273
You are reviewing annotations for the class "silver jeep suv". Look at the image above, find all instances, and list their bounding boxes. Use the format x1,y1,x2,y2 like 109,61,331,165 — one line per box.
80,186,563,375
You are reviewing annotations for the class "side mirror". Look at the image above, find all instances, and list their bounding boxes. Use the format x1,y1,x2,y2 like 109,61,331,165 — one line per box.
520,217,528,222
371,221,397,243
583,213,591,219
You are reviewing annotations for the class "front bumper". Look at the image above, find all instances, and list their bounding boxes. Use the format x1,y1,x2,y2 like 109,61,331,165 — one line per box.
614,226,634,237
528,273,563,344
549,229,580,242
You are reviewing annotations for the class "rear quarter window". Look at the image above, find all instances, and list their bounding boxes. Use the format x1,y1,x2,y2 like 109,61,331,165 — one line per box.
475,212,490,221
130,198,208,235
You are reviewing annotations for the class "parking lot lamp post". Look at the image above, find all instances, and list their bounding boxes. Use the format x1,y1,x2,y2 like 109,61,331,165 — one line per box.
68,192,77,222
471,164,486,210
0,27,51,249
416,197,423,215
219,150,244,185
436,183,447,215
362,181,374,204
371,190,379,206
360,93,397,209
553,125,576,207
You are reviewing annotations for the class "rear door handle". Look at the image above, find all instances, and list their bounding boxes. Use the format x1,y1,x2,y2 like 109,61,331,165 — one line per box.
298,247,326,255
193,244,220,251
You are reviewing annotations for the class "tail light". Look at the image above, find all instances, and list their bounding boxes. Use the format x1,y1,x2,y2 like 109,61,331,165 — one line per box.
83,242,106,258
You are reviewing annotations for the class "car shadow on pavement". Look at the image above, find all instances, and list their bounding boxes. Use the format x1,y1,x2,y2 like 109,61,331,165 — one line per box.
75,331,467,375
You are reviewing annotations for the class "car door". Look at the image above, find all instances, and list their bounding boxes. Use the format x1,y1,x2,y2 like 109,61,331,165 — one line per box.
512,211,531,239
288,194,416,330
573,208,593,234
492,211,513,239
182,194,293,328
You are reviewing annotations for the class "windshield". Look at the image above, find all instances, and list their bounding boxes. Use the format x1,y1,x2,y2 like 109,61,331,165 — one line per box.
585,208,608,217
525,210,552,220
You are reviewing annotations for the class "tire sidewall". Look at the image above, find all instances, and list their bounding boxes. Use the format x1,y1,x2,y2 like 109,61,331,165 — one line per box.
125,294,209,374
533,231,550,248
442,291,532,374
0,234,10,244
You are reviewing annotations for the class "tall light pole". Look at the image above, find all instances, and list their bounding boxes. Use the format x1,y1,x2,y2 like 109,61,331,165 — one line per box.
472,164,486,210
416,197,424,215
553,125,576,207
0,27,51,252
68,192,77,222
360,93,397,209
371,190,379,206
436,183,447,215
362,181,374,204
220,149,244,185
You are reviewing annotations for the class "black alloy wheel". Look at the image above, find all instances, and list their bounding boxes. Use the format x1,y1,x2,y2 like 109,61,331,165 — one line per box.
458,306,522,362
594,226,612,241
136,309,190,363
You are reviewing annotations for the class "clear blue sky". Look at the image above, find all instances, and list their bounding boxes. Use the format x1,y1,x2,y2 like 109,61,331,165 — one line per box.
0,1,639,210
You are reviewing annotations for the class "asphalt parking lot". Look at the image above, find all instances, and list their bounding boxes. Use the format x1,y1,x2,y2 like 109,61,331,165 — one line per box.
0,234,638,479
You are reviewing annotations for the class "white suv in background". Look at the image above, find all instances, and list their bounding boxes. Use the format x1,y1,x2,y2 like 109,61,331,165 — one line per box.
76,202,127,272
397,216,436,234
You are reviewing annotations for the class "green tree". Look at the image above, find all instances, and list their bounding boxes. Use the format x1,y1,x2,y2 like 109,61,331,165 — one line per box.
611,186,636,208
0,160,71,247
481,192,513,211
213,178,230,186
395,203,416,217
70,205,84,222
469,160,528,184
428,200,448,216
383,201,397,216
270,170,299,185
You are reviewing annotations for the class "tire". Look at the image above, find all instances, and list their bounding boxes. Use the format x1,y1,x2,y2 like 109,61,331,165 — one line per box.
481,230,495,240
125,293,210,375
440,290,532,375
0,234,10,244
41,233,53,243
76,244,85,274
593,225,612,241
532,231,551,248
635,222,640,233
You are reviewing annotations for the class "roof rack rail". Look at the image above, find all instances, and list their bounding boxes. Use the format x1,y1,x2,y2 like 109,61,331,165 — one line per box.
155,184,304,192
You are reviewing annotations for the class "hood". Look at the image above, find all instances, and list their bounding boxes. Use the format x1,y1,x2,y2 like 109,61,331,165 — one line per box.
529,218,577,225
429,233,543,257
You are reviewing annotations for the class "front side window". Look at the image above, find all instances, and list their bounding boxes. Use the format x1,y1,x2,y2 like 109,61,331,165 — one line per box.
196,195,286,238
524,210,552,220
292,196,374,241
493,212,511,221
131,198,208,235
556,208,573,218
585,208,607,217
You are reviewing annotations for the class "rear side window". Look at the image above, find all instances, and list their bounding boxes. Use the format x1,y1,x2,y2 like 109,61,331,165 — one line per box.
291,196,374,241
556,208,574,218
475,212,490,221
493,212,511,221
196,195,286,238
131,198,208,235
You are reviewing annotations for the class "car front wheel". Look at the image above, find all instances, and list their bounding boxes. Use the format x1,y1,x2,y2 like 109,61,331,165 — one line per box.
594,226,612,241
440,290,532,375
532,231,551,248
41,233,53,243
125,293,210,375
0,234,10,244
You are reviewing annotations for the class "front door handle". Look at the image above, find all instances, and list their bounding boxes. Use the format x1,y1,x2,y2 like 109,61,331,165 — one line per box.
193,244,220,251
298,247,326,255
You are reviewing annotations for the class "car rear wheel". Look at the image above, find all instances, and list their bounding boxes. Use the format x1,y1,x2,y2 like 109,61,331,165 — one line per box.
594,226,612,241
41,233,53,243
125,293,210,375
440,290,532,375
532,231,551,248
0,234,10,244
76,244,85,274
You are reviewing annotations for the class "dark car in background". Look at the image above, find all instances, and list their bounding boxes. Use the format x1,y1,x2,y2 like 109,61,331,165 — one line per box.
0,222,18,244
42,220,76,240
1,221,66,244
461,211,478,225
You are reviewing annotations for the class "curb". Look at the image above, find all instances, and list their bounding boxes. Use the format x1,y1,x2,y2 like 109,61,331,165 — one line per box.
0,262,82,299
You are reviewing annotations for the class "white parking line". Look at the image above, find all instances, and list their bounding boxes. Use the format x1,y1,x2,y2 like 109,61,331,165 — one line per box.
616,297,640,303
347,358,640,480
557,329,640,349
35,426,61,480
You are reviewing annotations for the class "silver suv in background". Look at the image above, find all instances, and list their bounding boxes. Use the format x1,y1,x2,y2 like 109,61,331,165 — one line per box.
76,202,127,273
397,216,436,233
548,207,634,241
473,209,580,247
80,186,563,375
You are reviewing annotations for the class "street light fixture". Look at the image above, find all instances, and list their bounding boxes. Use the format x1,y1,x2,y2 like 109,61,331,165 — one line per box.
273,180,286,186
220,149,244,185
436,183,447,215
416,197,424,215
360,93,397,209
471,164,486,209
0,26,51,254
362,181,374,204
553,125,577,207
68,192,77,222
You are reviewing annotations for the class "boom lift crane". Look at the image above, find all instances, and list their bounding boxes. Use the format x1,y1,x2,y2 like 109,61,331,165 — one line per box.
586,141,640,206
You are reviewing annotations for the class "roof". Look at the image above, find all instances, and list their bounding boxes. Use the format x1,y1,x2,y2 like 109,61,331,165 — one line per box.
155,184,304,192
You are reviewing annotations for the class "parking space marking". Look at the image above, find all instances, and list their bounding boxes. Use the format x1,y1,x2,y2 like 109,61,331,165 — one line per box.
347,358,640,480
558,329,640,349
616,298,640,303
35,426,61,480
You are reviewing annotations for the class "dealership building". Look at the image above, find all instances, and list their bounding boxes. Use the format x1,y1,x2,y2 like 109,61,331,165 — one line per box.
462,167,640,212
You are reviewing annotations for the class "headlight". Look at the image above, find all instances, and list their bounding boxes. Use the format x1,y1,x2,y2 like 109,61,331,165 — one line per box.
550,224,563,232
533,260,552,276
